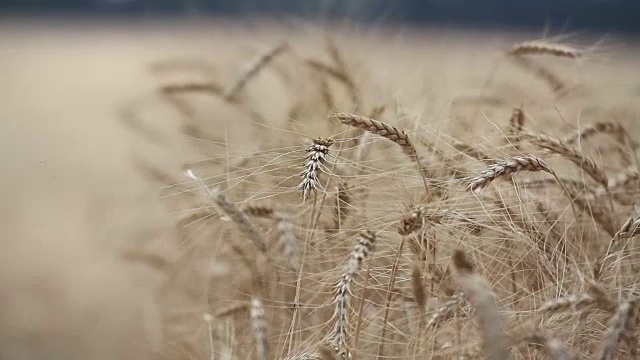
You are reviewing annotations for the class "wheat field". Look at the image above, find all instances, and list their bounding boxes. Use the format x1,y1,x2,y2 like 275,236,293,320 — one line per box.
2,19,640,360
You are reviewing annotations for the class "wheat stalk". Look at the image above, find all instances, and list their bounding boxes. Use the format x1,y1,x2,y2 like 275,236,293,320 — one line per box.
330,230,377,359
299,137,334,202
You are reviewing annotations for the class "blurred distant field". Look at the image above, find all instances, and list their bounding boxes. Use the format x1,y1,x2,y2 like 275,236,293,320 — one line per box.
2,19,640,360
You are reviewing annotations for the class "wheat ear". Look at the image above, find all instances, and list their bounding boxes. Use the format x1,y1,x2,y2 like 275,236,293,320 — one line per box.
331,112,430,192
521,131,609,188
224,42,289,100
274,211,301,274
250,298,268,360
425,292,467,329
299,137,334,202
505,107,526,149
186,169,267,252
467,155,578,219
563,121,627,145
330,230,377,359
467,154,554,193
540,291,616,314
508,40,583,58
452,249,509,360
607,166,640,191
243,204,300,274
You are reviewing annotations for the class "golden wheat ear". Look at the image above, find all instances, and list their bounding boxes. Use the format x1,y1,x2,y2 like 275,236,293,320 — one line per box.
330,230,377,359
508,40,583,59
298,137,334,202
467,154,554,193
250,298,268,360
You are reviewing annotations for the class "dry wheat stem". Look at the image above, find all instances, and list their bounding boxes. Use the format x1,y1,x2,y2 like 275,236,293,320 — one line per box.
224,42,289,100
299,137,334,202
330,230,376,359
250,298,268,360
452,250,509,360
509,40,583,58
186,169,267,252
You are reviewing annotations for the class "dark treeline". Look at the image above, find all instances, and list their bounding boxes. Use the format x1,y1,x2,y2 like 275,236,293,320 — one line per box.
2,0,639,33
